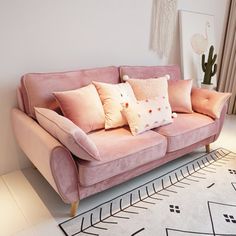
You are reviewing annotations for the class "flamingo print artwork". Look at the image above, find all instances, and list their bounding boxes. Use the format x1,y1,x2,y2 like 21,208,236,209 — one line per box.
190,21,210,55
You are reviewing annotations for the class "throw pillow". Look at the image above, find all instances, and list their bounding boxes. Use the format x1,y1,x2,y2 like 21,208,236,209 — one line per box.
168,79,193,113
191,88,231,119
53,84,105,133
93,81,137,129
121,97,173,136
123,75,169,101
34,107,100,161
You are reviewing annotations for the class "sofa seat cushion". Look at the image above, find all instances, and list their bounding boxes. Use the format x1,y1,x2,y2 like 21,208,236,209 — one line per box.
154,113,218,152
78,127,167,186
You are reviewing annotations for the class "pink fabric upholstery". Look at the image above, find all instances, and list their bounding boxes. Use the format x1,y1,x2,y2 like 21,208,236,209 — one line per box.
16,86,25,112
78,136,215,199
51,146,79,203
11,108,79,203
154,113,218,152
119,65,181,80
88,127,166,162
53,84,105,133
213,103,228,141
191,88,231,119
78,128,167,186
12,64,229,206
35,107,100,161
168,79,193,113
21,66,119,118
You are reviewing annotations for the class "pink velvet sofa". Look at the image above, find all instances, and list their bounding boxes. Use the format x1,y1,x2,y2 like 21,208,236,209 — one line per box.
11,65,227,216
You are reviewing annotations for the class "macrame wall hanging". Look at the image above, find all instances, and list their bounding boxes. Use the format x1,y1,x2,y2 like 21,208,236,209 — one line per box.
150,0,178,58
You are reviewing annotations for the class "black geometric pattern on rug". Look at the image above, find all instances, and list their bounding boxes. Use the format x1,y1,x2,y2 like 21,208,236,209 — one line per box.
208,201,236,235
229,169,236,175
164,202,236,236
59,148,236,236
232,183,236,191
223,214,236,223
169,205,180,213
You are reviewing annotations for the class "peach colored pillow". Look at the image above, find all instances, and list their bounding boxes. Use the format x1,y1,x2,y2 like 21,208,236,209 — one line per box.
35,107,100,161
168,79,193,113
122,97,173,136
123,75,169,100
53,84,105,133
191,88,231,119
93,81,137,129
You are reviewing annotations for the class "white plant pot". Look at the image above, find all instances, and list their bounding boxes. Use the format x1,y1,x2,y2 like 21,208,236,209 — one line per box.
201,83,215,90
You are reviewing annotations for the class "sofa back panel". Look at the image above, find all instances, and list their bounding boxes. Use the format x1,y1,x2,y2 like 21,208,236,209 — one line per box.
21,66,119,118
16,86,25,112
119,65,181,80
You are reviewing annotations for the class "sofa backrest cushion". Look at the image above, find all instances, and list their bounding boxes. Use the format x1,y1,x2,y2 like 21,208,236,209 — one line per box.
119,65,181,80
16,86,25,112
20,66,119,118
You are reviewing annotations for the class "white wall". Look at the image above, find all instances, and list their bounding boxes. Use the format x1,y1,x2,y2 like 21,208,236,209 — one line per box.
0,0,229,175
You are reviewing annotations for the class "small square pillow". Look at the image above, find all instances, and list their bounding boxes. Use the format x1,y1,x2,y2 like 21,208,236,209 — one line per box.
53,84,105,133
123,75,169,101
93,81,137,129
168,79,193,113
35,107,100,161
121,97,173,136
191,88,231,119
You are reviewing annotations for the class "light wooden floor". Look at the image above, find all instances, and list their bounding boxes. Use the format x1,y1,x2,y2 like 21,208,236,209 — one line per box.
0,115,235,236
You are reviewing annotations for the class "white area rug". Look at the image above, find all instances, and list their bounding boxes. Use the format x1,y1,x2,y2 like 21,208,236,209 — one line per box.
59,148,236,236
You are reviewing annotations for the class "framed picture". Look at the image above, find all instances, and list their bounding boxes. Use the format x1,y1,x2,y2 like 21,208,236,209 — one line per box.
179,10,216,87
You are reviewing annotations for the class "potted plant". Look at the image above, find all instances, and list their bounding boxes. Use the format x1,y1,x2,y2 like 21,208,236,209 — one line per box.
201,45,217,90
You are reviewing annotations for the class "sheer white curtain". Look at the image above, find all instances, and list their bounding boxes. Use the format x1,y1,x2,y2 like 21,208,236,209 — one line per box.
218,0,236,114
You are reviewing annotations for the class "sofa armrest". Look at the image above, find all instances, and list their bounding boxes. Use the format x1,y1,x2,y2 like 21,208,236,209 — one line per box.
191,87,231,119
11,108,79,203
213,103,228,141
34,107,100,161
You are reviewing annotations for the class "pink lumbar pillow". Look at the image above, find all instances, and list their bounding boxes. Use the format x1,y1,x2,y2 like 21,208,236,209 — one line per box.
191,88,231,119
123,75,169,101
53,84,105,133
121,97,173,136
34,107,100,161
93,81,137,129
168,79,193,113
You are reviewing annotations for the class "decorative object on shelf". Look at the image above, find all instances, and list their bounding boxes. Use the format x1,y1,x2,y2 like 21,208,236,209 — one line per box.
201,45,217,90
179,11,215,87
150,0,177,58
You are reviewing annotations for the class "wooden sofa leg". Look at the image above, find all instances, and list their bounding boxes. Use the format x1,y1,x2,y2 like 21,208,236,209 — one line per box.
205,144,210,153
70,200,79,217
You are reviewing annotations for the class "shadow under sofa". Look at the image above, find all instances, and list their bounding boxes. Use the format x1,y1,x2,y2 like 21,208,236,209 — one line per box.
11,65,228,216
